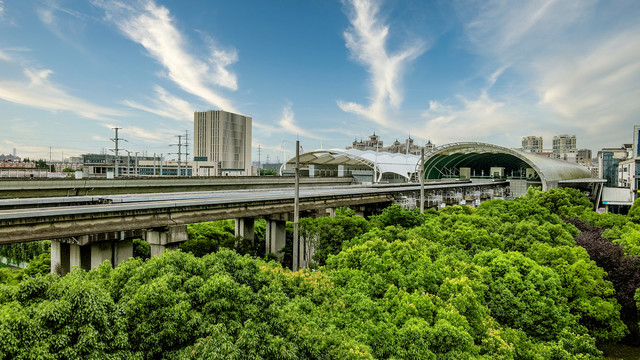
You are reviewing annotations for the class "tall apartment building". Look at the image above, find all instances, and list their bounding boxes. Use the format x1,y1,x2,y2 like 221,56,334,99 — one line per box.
552,134,577,160
521,136,543,153
194,110,252,176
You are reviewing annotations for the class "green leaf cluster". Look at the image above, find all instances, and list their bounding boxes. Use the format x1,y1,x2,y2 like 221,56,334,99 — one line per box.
0,187,633,358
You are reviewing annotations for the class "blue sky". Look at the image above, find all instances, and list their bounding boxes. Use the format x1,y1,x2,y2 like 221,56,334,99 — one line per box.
1,0,639,163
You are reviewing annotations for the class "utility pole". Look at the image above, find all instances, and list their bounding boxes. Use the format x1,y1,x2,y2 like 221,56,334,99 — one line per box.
183,130,190,176
293,140,300,271
420,147,425,214
169,135,184,176
110,128,126,178
124,150,132,176
257,145,262,176
135,152,139,176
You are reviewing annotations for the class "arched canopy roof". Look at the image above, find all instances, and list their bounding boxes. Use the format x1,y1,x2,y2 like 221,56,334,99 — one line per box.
283,148,420,181
423,142,592,190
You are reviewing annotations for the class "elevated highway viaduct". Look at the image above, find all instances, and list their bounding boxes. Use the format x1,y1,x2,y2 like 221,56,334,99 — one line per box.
0,181,509,273
0,176,354,199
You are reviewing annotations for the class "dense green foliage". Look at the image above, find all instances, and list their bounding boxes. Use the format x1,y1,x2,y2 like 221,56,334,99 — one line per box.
180,219,266,258
300,207,371,266
3,187,640,358
0,241,50,263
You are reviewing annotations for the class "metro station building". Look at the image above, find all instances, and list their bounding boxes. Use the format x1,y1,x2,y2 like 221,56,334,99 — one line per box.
282,142,602,201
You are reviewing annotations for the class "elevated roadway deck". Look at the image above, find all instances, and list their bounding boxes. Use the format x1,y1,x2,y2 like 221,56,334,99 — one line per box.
0,181,508,243
0,176,354,199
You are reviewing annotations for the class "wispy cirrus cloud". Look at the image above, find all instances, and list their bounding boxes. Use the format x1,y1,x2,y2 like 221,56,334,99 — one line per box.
101,122,176,143
123,85,194,122
93,0,239,113
419,90,521,145
277,103,321,139
337,0,426,126
0,50,10,62
0,67,125,121
536,28,640,140
36,1,92,46
422,0,640,149
253,102,322,140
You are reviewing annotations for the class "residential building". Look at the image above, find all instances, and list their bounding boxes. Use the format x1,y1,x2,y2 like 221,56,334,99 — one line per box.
194,110,252,176
577,149,592,164
521,136,543,153
552,134,577,160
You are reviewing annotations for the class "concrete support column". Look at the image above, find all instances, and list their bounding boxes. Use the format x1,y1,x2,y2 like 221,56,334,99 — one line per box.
145,225,188,258
265,219,286,260
115,239,133,266
69,243,91,271
50,240,70,275
326,208,337,218
234,217,255,243
90,242,112,269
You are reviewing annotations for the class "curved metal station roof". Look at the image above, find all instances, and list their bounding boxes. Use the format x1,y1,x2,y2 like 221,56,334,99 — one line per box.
423,142,593,190
283,148,420,182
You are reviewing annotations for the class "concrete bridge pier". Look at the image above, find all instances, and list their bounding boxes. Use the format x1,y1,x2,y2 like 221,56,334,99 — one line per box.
51,231,135,275
265,218,287,260
234,217,255,244
144,225,188,257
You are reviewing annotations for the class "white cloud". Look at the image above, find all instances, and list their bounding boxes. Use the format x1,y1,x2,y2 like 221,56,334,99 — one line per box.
0,1,4,18
37,7,55,25
0,67,125,121
337,0,426,126
277,103,321,139
123,85,194,122
93,0,239,113
536,30,640,136
463,0,595,63
0,50,10,62
101,123,176,143
418,91,523,145
36,2,90,46
439,0,640,150
252,103,322,140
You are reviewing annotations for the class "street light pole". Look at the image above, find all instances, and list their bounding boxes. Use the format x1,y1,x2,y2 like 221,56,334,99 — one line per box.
293,140,300,271
420,147,425,214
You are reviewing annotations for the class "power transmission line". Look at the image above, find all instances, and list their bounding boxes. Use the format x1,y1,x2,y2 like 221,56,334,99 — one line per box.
169,132,189,176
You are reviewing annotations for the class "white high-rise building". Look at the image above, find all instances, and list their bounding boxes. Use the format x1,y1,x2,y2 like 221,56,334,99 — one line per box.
194,110,252,176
